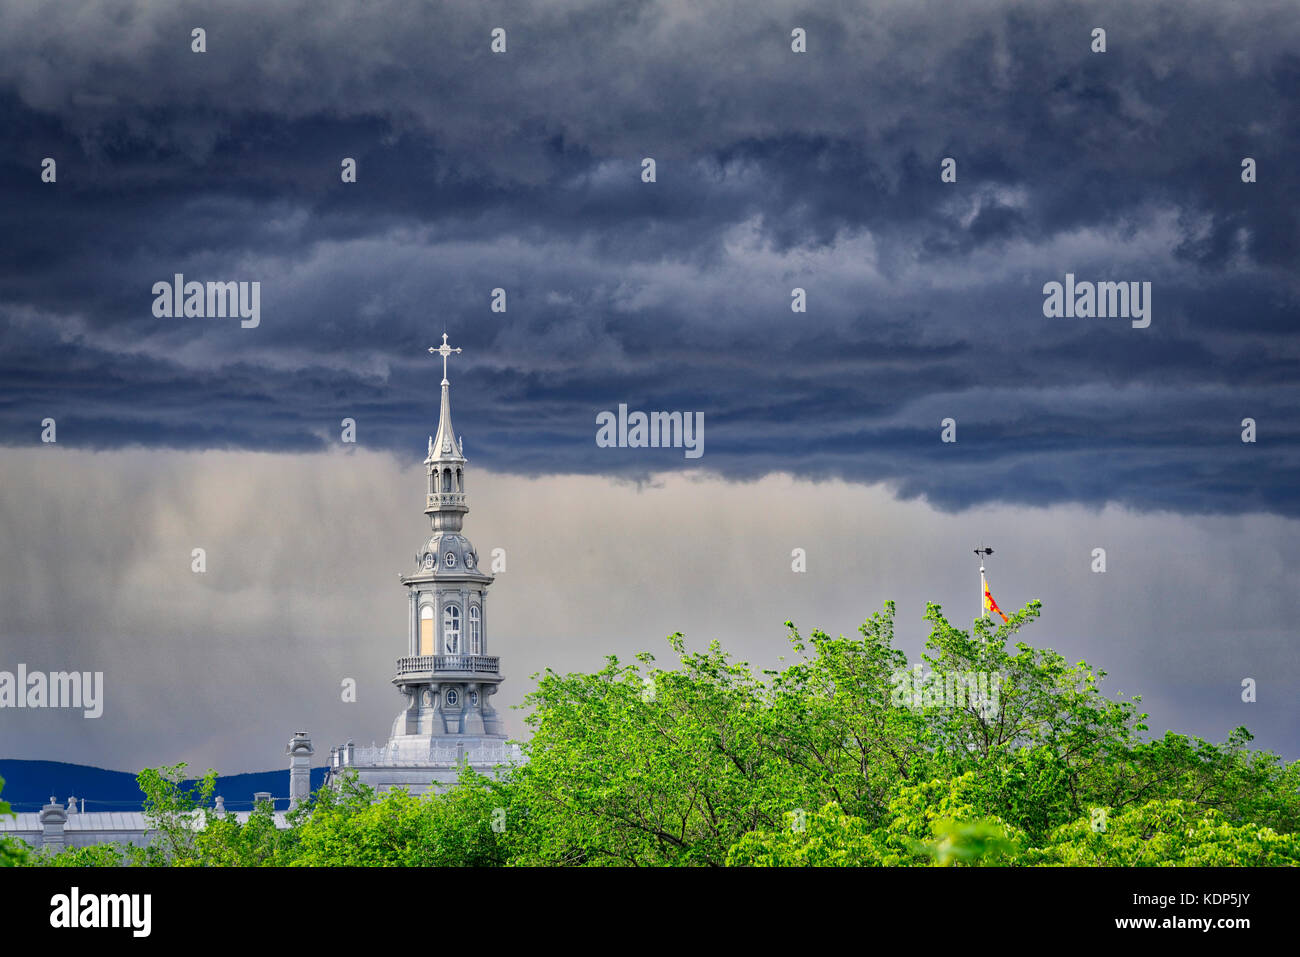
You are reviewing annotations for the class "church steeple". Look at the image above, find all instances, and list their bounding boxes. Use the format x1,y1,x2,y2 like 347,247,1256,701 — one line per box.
425,333,468,533
391,332,504,748
323,333,513,792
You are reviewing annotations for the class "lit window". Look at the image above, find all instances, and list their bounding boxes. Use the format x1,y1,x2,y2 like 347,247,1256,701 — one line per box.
470,606,482,654
443,604,461,654
419,605,434,656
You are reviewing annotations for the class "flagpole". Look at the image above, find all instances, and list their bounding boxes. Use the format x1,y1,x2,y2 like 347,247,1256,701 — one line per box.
973,545,993,624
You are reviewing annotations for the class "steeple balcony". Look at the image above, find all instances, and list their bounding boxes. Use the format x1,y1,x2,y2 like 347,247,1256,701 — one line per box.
394,654,501,679
426,491,467,509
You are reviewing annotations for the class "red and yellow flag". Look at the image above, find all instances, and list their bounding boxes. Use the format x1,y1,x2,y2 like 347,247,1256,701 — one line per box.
983,572,1009,623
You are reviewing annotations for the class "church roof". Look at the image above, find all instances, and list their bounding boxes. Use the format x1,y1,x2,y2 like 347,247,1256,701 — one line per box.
0,809,290,837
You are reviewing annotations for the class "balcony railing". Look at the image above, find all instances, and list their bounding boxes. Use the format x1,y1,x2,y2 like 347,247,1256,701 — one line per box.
426,493,466,508
395,654,500,676
334,741,524,769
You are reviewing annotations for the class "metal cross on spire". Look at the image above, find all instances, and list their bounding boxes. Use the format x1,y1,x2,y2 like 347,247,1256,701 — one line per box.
428,332,462,384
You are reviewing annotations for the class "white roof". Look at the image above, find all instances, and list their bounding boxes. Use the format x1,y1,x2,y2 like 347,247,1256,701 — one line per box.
0,810,288,832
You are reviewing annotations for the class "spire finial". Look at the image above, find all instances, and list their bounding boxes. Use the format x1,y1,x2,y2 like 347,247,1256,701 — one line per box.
428,332,462,385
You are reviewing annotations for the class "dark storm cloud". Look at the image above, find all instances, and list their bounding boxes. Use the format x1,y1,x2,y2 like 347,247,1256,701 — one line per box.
0,0,1297,515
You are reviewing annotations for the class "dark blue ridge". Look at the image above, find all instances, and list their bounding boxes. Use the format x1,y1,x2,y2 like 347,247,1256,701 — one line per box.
0,759,327,813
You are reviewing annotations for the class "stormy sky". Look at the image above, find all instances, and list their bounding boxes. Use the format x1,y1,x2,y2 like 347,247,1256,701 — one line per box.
0,0,1297,783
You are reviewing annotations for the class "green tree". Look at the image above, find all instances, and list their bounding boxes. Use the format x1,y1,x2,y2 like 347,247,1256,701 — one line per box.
507,638,802,866
16,600,1298,868
727,773,1021,867
291,766,506,866
1025,800,1300,866
765,605,937,825
0,774,28,867
32,842,145,867
137,762,217,865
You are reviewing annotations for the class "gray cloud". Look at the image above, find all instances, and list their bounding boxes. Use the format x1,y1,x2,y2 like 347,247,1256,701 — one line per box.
0,448,1295,773
0,1,1296,522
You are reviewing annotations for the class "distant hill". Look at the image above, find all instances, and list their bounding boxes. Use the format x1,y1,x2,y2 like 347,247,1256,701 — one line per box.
0,759,327,813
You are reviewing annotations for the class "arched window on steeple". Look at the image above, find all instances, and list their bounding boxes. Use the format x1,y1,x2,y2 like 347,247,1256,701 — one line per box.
456,468,463,492
443,604,461,655
419,605,434,656
469,605,482,655
442,468,452,493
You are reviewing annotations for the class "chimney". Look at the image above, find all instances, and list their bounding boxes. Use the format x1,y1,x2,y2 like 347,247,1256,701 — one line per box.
39,797,68,851
286,730,315,810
